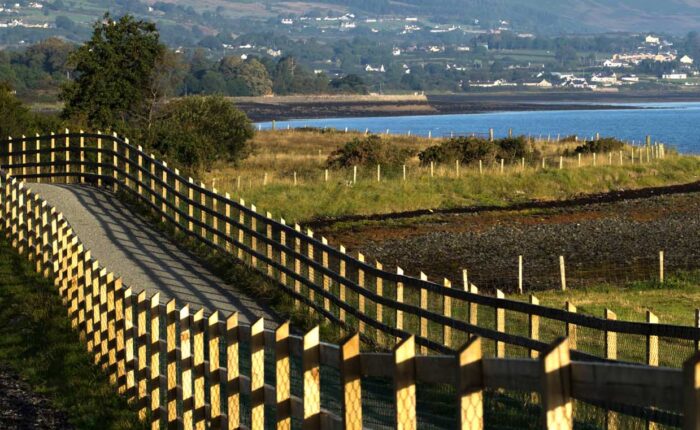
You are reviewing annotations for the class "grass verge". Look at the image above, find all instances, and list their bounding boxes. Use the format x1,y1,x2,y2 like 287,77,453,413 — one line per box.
0,238,145,430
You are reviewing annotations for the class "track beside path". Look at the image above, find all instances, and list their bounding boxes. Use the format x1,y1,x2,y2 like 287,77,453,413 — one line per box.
29,183,279,328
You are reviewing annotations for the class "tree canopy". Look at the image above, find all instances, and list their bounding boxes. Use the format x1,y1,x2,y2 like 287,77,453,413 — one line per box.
60,14,165,129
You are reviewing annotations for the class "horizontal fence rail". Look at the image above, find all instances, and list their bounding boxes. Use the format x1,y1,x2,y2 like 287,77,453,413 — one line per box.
2,132,700,369
1,172,700,429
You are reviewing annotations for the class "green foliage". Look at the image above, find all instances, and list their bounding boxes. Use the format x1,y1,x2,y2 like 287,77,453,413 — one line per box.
326,135,415,169
568,137,626,155
218,56,272,96
151,95,254,172
271,56,328,95
0,82,62,137
418,136,539,165
60,14,165,129
330,74,368,94
0,239,144,429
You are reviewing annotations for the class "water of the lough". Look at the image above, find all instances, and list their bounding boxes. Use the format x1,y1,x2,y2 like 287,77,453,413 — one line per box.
256,102,700,153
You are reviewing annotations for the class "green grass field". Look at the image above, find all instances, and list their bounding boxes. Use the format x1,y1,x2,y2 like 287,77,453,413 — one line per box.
0,239,144,430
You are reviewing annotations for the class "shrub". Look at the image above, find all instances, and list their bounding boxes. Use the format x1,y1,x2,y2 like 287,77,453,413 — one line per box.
326,135,415,169
418,135,539,165
151,95,254,173
568,137,626,155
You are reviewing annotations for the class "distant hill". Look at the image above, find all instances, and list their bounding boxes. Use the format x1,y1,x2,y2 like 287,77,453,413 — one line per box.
264,0,700,33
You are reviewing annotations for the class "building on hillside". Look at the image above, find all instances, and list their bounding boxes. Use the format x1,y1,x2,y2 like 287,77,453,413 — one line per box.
392,48,402,56
365,64,386,73
645,35,660,44
662,72,687,80
620,74,639,83
590,72,618,85
280,18,293,25
523,79,553,88
680,55,694,65
603,59,625,68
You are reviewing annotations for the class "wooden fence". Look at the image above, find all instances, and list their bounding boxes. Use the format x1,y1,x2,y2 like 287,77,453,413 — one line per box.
0,171,699,428
1,131,699,369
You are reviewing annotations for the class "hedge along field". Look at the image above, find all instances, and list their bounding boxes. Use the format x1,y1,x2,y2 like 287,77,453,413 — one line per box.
203,129,700,223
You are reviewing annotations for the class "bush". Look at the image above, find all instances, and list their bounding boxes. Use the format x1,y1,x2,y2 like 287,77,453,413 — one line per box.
418,135,539,165
326,135,415,169
567,137,626,155
151,95,254,172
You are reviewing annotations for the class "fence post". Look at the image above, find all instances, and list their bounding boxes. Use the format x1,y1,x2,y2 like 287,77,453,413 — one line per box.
529,295,540,359
696,309,700,351
339,245,346,323
200,183,208,240
165,299,177,429
353,166,357,184
396,267,404,343
21,134,27,178
266,213,274,277
559,256,567,291
305,229,314,309
647,311,659,367
192,309,206,430
495,290,505,358
376,261,384,345
96,133,102,187
659,251,664,284
419,272,428,354
35,133,41,182
605,309,617,360
565,302,577,350
227,313,240,430
161,163,168,224
276,321,291,430
540,338,573,430
208,312,223,429
149,294,162,429
469,284,478,329
303,326,321,430
357,253,367,335
394,336,416,430
294,224,302,309
443,278,452,348
136,290,148,420
187,178,194,232
683,351,700,430
457,337,483,430
518,255,523,294
251,318,265,430
112,135,118,192
321,237,331,313
179,305,193,430
341,333,362,430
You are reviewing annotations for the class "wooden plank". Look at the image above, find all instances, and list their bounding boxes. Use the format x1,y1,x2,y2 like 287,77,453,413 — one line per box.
339,245,346,323
180,305,193,430
495,290,505,358
161,163,168,223
306,229,314,308
443,278,452,348
565,303,577,350
458,337,483,430
540,338,572,430
115,278,126,394
394,336,416,430
136,290,148,420
208,312,223,430
684,351,700,430
166,299,177,430
419,272,428,355
276,321,292,430
529,295,540,359
321,237,330,313
358,253,367,335
251,318,265,430
340,334,362,430
605,309,617,360
227,313,241,430
151,294,163,430
375,261,384,345
396,267,405,344
192,309,206,430
303,326,321,430
124,287,135,401
647,311,659,367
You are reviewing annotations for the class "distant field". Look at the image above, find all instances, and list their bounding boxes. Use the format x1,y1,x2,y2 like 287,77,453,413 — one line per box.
204,129,700,223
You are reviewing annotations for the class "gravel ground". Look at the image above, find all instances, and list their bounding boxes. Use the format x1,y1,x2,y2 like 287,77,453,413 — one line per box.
28,183,280,328
0,366,72,430
320,192,700,292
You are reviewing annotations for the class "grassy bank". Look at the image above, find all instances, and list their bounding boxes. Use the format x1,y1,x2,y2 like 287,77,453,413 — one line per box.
204,130,700,223
0,239,144,430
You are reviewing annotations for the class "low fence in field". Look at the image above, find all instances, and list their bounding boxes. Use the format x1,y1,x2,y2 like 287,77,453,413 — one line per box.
2,171,700,429
1,131,699,369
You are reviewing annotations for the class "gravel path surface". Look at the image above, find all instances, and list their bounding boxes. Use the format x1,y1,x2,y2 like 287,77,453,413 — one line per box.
0,366,72,430
320,192,700,292
29,183,280,328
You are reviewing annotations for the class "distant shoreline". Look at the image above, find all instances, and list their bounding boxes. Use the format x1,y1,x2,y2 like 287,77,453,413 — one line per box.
236,91,700,122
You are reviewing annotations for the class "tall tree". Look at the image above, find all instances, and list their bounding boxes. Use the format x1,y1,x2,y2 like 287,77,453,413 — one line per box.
60,14,165,129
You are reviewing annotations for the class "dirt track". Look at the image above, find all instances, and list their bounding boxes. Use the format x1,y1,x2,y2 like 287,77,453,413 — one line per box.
317,189,700,292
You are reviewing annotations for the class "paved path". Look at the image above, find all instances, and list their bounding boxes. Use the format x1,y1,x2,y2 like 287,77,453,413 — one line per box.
29,183,279,328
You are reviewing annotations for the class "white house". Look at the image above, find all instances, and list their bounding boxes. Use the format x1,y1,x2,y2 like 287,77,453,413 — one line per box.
280,18,293,25
590,72,617,85
603,59,625,68
365,64,385,73
680,55,694,65
662,73,687,80
645,35,660,44
522,79,552,88
620,74,639,83
392,48,402,56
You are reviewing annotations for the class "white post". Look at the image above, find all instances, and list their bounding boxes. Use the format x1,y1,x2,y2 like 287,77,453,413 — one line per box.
518,255,523,294
559,256,567,291
353,166,357,184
